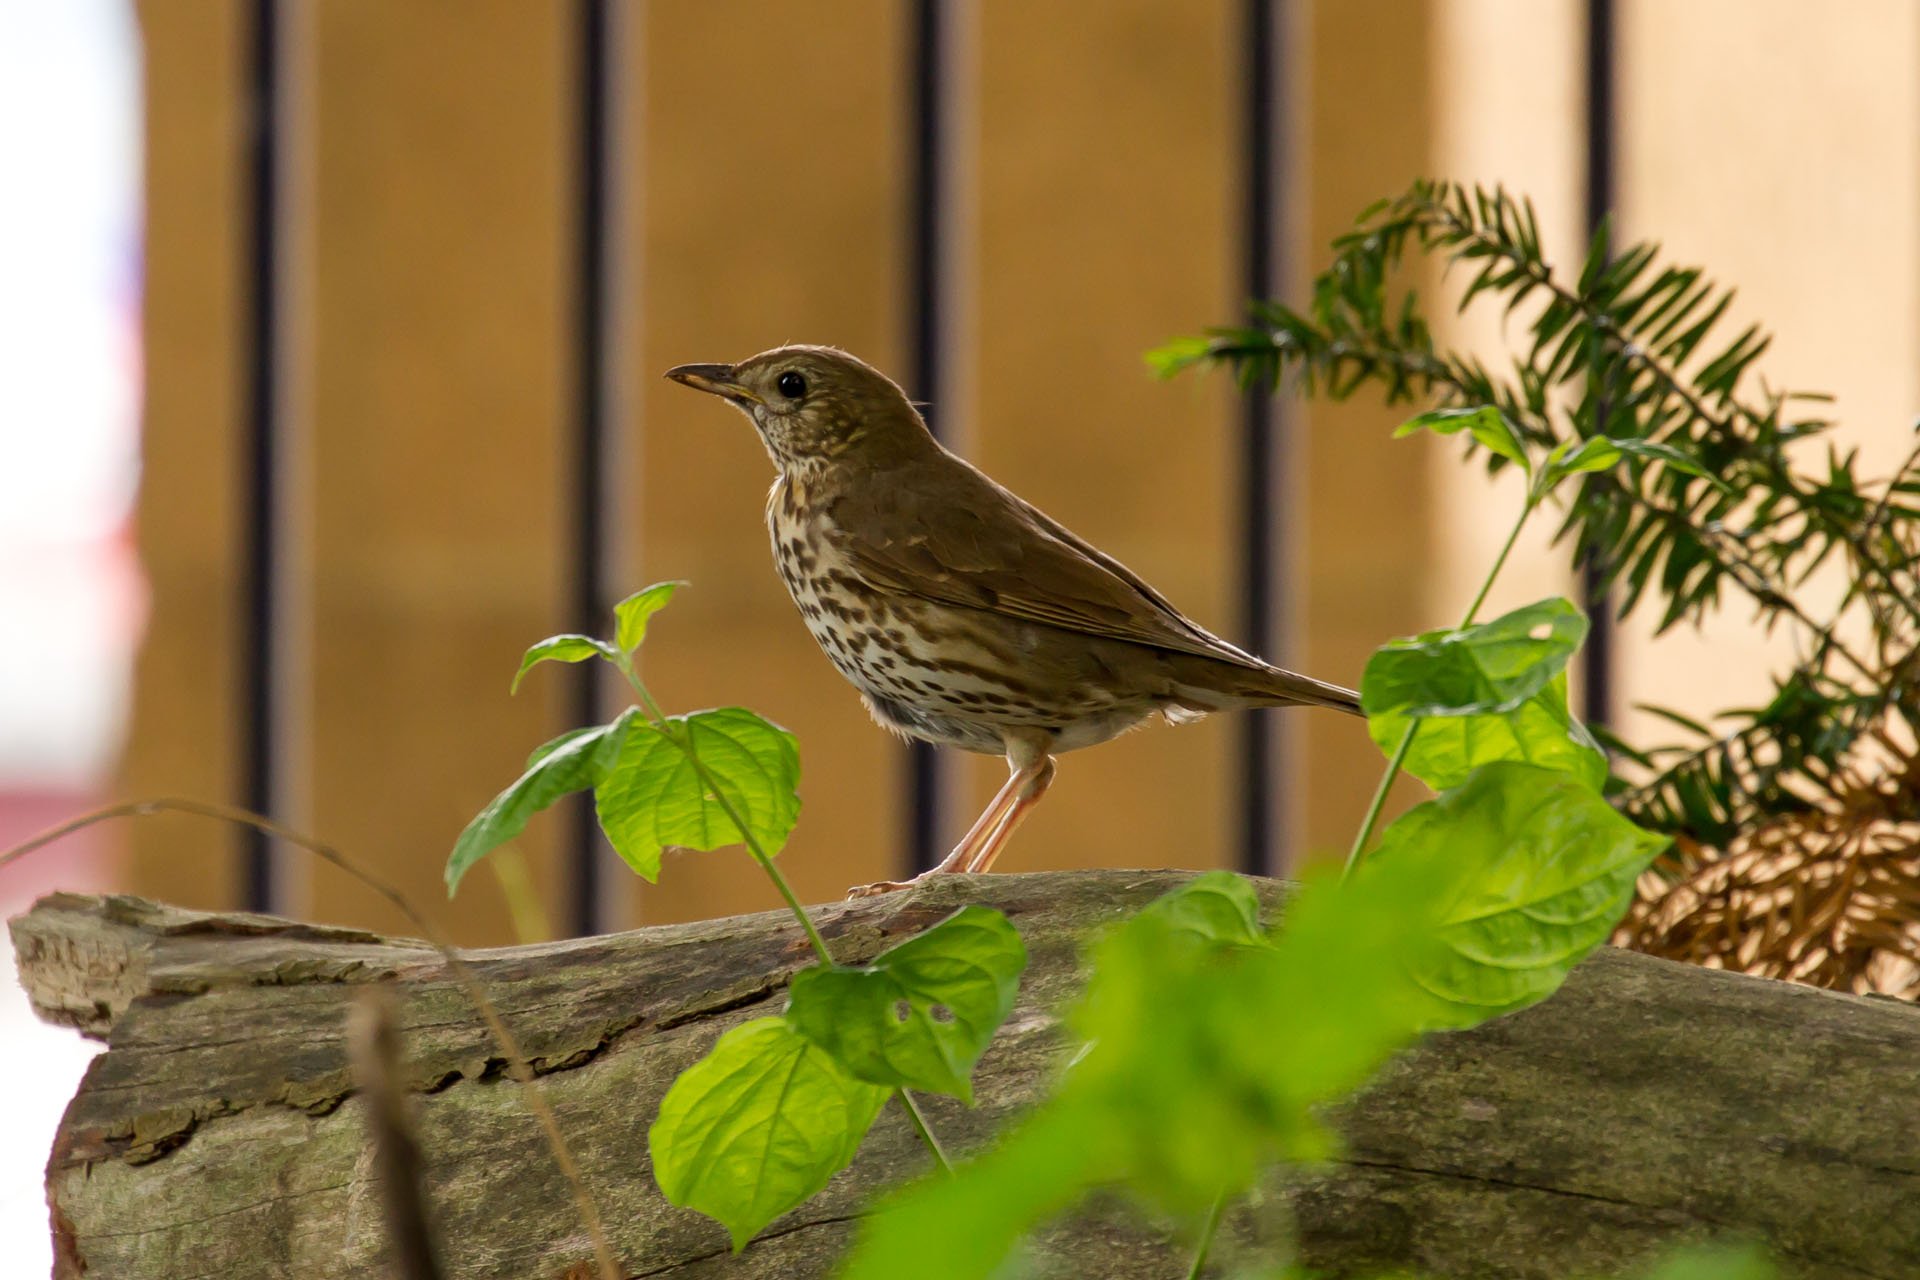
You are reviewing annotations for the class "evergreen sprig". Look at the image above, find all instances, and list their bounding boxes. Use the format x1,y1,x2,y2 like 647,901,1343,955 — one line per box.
1153,179,1920,847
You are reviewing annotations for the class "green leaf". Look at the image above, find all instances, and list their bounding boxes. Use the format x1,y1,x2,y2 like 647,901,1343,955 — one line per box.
1063,868,1453,1216
1143,335,1216,379
614,580,685,653
446,709,636,896
650,1017,887,1251
1609,437,1738,493
1133,870,1264,947
525,725,603,771
1367,761,1669,1026
839,864,1456,1280
1395,405,1529,473
594,706,799,880
1543,435,1622,480
510,634,619,694
1362,597,1588,720
787,906,1026,1102
1632,1244,1774,1280
1541,435,1735,496
1369,672,1608,792
834,1098,1113,1280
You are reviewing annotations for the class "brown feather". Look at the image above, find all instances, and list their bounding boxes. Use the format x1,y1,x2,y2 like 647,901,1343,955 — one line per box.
828,451,1263,667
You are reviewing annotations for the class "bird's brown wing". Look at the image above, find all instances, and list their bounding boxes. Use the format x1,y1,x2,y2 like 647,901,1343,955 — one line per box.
823,454,1271,669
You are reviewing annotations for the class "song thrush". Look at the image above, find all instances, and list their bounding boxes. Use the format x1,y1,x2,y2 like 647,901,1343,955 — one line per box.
666,345,1360,895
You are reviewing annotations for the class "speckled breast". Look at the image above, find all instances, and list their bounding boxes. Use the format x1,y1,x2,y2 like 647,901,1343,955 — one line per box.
764,476,1017,754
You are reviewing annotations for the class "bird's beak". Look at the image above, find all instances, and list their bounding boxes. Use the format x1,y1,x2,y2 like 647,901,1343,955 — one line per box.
665,363,762,406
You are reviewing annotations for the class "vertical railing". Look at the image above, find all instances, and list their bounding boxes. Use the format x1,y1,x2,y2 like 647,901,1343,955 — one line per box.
1236,0,1285,877
1582,0,1616,728
566,0,619,936
240,0,285,913
903,0,952,876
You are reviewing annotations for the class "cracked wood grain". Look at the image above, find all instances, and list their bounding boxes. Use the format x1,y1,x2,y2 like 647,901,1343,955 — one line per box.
12,869,1920,1279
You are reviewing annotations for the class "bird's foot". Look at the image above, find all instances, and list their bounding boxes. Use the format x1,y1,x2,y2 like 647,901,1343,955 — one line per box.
845,870,957,899
845,880,911,899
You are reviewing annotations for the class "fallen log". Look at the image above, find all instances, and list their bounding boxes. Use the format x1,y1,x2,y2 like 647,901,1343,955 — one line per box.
11,870,1919,1279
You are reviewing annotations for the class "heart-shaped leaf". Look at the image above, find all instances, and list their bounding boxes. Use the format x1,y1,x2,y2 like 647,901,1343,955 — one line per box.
841,863,1458,1280
1364,761,1669,1026
1362,597,1587,720
614,580,686,653
525,725,604,770
650,1016,887,1251
1368,672,1608,792
509,634,619,694
594,706,800,879
836,1098,1113,1280
445,709,637,895
787,906,1026,1102
1133,870,1264,947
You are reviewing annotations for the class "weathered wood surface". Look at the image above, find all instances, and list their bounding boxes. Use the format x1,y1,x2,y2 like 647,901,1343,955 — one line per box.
12,871,1920,1280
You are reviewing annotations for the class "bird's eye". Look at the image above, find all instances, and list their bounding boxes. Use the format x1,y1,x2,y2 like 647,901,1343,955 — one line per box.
777,370,807,400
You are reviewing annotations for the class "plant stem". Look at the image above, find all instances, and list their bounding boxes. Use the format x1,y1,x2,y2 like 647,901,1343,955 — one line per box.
1185,1191,1227,1280
615,659,833,966
612,654,958,1171
714,782,834,965
1462,495,1532,626
897,1090,953,1174
1344,497,1535,879
679,711,829,963
1342,723,1418,881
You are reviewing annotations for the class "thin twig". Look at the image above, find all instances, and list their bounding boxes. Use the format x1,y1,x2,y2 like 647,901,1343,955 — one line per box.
347,985,445,1280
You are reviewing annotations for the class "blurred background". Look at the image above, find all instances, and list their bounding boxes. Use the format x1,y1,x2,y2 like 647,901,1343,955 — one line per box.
2,0,1916,1266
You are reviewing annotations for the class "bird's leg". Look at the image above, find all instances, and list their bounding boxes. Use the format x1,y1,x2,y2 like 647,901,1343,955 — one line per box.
843,764,1025,898
928,765,1030,874
963,755,1055,874
844,740,1050,899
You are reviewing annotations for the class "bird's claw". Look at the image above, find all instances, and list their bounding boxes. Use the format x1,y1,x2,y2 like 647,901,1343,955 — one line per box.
845,879,916,899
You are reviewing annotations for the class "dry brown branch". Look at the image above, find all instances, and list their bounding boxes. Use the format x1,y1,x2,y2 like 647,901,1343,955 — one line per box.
348,985,447,1280
1617,711,1920,998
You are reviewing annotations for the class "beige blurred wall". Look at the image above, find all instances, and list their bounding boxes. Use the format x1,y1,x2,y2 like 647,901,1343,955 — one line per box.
967,0,1243,879
1609,0,1920,754
122,0,1920,939
631,0,911,924
1424,0,1584,630
123,0,247,909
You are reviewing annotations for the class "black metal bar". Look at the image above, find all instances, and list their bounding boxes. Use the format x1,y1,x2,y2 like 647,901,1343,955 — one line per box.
240,0,282,913
1582,0,1616,728
904,0,946,875
568,0,615,936
1236,0,1283,877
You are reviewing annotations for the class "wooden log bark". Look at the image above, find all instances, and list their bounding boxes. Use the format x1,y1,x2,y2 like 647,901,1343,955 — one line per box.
11,870,1920,1280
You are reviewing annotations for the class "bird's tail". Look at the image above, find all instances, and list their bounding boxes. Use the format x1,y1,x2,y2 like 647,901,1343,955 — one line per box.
1168,656,1363,718
1243,664,1363,716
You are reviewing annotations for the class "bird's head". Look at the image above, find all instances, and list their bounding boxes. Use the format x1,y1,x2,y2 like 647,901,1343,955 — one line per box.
665,345,935,472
